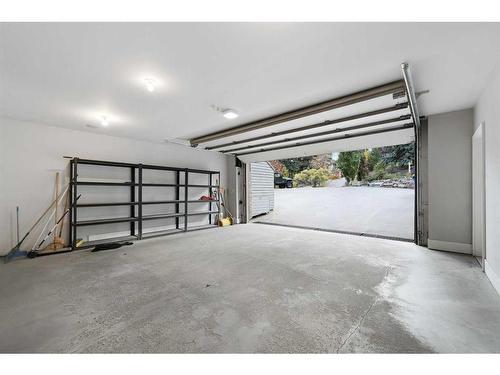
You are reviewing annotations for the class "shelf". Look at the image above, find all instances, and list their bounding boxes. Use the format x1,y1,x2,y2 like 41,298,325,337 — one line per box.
188,211,220,216
74,211,219,226
142,213,185,221
76,181,137,186
142,184,218,188
70,158,221,175
184,169,220,175
74,159,137,168
75,217,139,226
139,164,185,172
76,182,218,188
142,211,219,221
142,200,219,205
77,200,218,207
142,200,184,205
77,202,140,207
70,157,221,250
142,183,183,187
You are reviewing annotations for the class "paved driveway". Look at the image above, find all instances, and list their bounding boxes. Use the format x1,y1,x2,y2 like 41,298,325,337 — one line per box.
255,180,414,239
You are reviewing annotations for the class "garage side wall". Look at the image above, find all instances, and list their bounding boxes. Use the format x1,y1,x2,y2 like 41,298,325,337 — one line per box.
427,109,474,253
474,62,500,294
249,162,275,218
0,118,232,255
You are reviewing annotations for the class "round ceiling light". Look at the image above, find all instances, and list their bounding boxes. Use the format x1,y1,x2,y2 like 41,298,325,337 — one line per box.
100,115,109,127
222,109,239,120
143,77,159,92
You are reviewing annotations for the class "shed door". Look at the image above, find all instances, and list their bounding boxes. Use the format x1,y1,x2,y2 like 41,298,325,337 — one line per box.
249,162,275,218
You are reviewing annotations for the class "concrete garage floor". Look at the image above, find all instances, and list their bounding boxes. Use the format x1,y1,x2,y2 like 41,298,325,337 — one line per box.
1,224,500,353
257,184,414,239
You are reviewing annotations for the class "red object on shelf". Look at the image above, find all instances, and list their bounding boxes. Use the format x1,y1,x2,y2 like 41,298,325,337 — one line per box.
199,195,215,201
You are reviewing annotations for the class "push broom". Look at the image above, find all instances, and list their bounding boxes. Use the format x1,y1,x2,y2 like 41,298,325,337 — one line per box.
4,185,69,262
28,194,80,258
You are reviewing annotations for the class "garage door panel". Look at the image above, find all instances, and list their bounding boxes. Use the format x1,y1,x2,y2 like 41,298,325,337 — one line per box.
206,107,411,152
220,118,412,154
191,80,415,163
201,94,410,150
237,127,415,163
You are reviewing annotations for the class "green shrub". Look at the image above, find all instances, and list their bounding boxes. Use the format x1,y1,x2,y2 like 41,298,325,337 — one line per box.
293,168,330,187
366,161,387,181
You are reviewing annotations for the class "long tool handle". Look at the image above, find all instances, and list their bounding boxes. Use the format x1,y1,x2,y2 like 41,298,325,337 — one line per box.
53,172,60,244
222,190,234,221
16,206,20,244
17,185,70,250
31,186,70,251
6,182,69,259
35,195,81,251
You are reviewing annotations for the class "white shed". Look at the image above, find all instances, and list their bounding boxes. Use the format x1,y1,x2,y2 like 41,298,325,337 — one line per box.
249,162,275,218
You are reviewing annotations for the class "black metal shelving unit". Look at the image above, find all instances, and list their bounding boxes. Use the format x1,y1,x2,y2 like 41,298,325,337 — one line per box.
69,158,220,249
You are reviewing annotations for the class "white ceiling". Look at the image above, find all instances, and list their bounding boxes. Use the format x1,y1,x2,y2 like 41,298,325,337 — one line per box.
1,23,500,146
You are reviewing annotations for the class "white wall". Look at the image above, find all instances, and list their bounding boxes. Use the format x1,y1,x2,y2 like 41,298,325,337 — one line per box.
427,109,474,253
474,63,500,293
0,118,232,255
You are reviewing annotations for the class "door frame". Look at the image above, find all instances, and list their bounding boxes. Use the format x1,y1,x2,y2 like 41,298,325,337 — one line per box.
472,122,486,269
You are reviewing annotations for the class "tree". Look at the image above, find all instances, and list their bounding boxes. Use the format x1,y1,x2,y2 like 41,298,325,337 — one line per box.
367,148,382,170
268,160,289,177
357,150,370,181
293,168,330,187
280,157,313,177
310,154,333,170
337,151,362,185
381,143,414,168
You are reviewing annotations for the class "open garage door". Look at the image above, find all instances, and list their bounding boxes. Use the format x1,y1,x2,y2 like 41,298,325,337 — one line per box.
191,80,414,162
191,67,423,243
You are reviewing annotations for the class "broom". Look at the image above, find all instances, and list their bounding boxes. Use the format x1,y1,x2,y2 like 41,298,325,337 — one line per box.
43,173,65,251
29,194,80,257
4,185,69,262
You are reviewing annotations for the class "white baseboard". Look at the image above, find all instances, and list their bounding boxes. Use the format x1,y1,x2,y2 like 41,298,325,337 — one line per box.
427,239,472,254
485,260,500,296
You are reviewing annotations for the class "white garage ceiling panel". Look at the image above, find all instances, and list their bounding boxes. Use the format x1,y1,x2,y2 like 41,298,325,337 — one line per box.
191,80,415,163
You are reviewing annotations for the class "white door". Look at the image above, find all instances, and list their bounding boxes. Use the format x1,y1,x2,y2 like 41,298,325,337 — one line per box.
472,123,485,264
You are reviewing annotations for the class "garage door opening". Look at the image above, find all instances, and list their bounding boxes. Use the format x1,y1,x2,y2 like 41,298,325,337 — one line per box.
191,74,423,244
248,143,415,241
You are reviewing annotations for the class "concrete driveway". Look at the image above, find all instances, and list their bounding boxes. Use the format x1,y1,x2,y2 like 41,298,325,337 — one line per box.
256,180,414,239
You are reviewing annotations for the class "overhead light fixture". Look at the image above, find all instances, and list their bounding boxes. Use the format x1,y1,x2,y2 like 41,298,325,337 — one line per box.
100,116,109,127
143,77,159,92
222,109,239,120
164,138,191,147
210,105,239,120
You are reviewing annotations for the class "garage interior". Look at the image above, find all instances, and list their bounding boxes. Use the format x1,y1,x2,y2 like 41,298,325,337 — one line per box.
2,23,500,353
